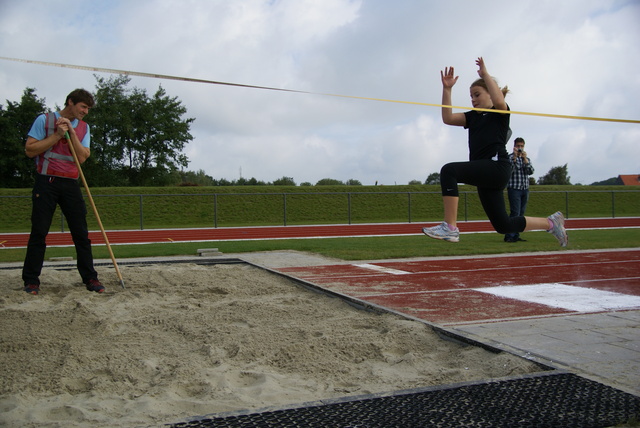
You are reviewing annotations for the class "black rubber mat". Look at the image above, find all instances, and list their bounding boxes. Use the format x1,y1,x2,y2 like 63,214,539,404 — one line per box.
170,372,640,428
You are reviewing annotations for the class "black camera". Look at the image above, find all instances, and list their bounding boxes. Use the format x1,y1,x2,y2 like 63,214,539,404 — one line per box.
517,148,523,153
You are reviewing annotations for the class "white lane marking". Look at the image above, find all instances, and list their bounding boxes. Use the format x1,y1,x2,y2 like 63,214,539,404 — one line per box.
475,283,640,312
353,263,412,275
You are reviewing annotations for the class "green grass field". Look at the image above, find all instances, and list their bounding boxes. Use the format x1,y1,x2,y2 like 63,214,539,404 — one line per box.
1,228,638,264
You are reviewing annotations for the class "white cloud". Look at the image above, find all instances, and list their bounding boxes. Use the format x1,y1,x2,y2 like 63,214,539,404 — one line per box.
1,0,638,186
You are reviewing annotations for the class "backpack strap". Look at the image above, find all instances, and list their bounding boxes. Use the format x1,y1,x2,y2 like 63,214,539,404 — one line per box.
45,113,56,137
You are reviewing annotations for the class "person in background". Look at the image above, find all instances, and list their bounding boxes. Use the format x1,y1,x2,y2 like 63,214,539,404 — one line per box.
22,89,104,295
504,137,534,242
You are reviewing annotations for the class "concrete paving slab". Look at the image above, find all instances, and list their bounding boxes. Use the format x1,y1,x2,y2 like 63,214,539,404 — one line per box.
456,312,640,395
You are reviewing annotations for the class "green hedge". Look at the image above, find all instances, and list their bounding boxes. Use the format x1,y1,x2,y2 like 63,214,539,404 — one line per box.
1,185,638,232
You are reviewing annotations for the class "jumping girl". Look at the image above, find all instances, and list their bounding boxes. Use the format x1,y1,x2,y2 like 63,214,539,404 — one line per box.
422,57,568,246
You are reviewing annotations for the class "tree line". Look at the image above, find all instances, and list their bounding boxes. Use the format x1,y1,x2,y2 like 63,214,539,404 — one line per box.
418,166,574,186
180,174,364,187
0,76,608,188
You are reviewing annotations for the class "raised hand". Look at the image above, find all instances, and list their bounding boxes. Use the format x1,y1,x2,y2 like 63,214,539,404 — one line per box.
440,66,459,88
476,57,488,78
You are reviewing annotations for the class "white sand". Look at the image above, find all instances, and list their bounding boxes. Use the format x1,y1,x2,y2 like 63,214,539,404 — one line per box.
0,260,543,427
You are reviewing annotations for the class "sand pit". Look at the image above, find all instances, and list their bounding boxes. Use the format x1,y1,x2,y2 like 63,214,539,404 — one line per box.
0,260,544,427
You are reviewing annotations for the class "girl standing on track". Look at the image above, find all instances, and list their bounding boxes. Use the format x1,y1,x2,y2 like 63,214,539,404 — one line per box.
422,57,568,246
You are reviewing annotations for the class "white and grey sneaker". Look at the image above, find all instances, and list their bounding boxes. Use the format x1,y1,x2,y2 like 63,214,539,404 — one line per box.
547,211,568,247
422,222,460,243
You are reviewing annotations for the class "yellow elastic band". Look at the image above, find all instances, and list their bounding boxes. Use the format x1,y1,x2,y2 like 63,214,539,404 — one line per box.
1,56,638,124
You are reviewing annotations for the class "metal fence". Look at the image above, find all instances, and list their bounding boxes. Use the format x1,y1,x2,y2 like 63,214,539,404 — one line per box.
2,190,638,232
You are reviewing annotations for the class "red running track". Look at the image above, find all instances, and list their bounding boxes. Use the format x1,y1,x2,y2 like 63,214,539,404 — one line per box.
0,217,639,249
278,249,640,326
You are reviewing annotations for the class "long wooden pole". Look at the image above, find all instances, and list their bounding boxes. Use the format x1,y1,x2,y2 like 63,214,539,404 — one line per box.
65,132,125,289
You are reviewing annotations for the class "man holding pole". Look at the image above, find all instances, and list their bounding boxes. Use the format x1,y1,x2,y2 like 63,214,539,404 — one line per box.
22,89,104,295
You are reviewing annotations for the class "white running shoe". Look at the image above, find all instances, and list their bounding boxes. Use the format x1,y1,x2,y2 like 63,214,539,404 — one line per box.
547,211,568,247
422,222,460,243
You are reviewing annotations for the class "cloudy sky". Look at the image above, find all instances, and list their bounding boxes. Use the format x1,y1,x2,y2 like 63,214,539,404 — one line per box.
1,0,639,185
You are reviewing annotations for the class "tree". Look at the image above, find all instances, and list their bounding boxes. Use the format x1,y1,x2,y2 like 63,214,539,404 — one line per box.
424,172,440,185
316,178,345,185
590,177,619,186
537,164,571,185
212,178,233,186
273,176,296,186
179,169,215,186
87,75,195,186
0,88,48,187
345,179,362,185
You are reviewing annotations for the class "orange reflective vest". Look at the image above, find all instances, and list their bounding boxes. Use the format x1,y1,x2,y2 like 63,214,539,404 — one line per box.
35,113,88,179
